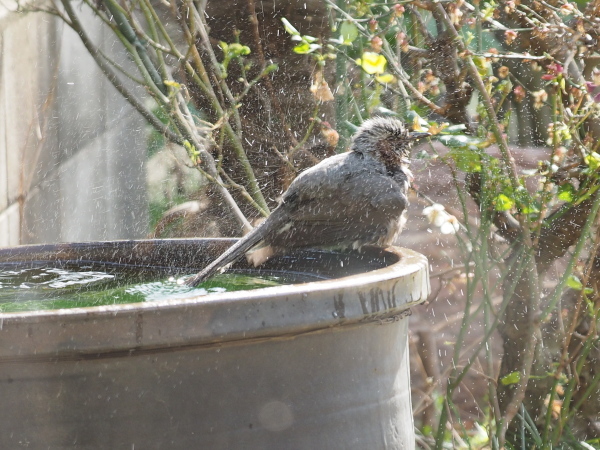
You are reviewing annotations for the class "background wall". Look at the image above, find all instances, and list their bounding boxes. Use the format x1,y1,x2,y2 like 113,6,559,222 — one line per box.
0,3,148,246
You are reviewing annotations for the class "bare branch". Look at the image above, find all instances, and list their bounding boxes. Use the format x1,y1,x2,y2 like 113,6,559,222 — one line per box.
60,0,182,145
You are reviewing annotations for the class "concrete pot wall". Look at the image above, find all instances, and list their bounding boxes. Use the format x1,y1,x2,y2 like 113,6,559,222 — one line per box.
0,239,429,449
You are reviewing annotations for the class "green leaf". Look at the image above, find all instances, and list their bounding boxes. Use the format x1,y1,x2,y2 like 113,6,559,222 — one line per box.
464,31,475,47
281,18,300,36
447,147,482,172
293,42,321,54
514,187,539,214
183,140,200,165
163,80,181,89
405,110,429,127
443,124,468,134
344,120,359,133
373,106,400,117
437,134,482,148
567,275,583,290
264,64,279,74
293,42,311,54
339,21,358,44
228,43,251,56
520,205,540,214
585,152,600,171
495,194,515,211
302,34,318,43
558,183,575,202
473,55,491,77
356,52,387,74
500,371,521,386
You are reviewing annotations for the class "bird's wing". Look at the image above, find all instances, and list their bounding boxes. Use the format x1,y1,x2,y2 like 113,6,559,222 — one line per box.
269,156,408,248
186,153,410,285
185,156,359,286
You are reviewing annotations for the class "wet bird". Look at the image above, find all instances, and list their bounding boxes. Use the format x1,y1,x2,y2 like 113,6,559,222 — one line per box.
185,117,429,286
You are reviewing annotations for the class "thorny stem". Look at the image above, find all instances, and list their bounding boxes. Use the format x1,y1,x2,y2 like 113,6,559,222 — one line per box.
235,65,278,104
102,0,166,94
435,244,530,449
218,170,269,215
167,0,268,215
498,262,541,443
80,0,146,85
541,189,600,320
190,2,243,137
288,105,320,159
246,0,301,149
435,5,542,444
564,338,600,422
137,0,169,82
191,2,270,214
532,87,560,248
330,0,431,116
542,374,561,444
380,40,411,112
434,4,523,205
105,18,170,104
334,0,351,151
448,163,473,240
557,216,600,374
271,145,298,174
472,167,502,426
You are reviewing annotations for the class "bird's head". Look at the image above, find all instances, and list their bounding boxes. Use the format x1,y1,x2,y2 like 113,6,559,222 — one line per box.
350,117,430,161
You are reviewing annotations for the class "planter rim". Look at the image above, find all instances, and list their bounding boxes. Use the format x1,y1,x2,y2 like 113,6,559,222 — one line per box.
0,239,429,359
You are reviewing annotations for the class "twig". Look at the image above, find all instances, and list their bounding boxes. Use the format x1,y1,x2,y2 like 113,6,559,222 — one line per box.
430,263,475,279
475,52,548,61
188,1,270,214
246,0,300,148
287,107,320,159
435,4,523,202
62,0,254,232
541,191,600,321
59,0,181,145
219,170,270,217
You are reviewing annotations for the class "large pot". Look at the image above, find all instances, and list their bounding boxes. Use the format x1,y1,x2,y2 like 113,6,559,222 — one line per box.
0,239,429,449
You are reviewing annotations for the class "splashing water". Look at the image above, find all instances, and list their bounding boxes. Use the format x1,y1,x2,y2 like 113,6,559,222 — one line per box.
0,265,291,313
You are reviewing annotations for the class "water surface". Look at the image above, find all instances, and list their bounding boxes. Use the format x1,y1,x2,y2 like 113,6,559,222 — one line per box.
0,265,288,313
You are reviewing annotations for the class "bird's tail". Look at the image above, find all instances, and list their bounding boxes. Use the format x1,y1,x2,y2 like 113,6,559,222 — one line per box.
185,214,283,287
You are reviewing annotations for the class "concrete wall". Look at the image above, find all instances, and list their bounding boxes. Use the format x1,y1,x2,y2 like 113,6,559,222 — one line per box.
0,2,148,247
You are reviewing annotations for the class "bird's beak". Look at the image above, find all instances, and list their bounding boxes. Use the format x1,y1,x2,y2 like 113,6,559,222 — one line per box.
408,131,431,141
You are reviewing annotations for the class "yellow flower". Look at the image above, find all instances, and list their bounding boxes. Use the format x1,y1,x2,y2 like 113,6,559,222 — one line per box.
375,73,396,84
356,52,387,75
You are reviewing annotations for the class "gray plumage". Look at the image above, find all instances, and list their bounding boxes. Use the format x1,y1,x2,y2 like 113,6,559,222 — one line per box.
185,117,429,286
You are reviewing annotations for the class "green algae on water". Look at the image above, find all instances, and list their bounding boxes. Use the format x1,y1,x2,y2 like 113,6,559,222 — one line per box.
0,265,286,313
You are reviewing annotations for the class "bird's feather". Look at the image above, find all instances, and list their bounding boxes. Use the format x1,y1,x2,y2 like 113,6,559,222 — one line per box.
184,210,288,285
185,117,424,286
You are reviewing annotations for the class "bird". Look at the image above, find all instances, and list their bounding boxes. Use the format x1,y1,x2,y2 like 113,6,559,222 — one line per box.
185,117,429,286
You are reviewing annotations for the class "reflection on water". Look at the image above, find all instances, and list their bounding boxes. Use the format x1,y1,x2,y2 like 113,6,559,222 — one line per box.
0,265,288,313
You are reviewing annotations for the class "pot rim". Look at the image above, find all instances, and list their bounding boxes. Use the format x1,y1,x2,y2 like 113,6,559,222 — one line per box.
0,239,427,318
0,239,429,359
